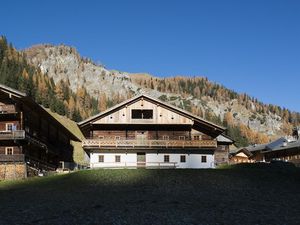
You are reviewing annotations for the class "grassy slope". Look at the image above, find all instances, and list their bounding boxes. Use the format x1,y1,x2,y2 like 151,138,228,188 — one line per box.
45,108,87,165
0,166,300,225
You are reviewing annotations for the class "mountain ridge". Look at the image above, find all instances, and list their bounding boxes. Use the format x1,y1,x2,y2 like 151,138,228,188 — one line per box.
23,44,300,139
0,38,292,146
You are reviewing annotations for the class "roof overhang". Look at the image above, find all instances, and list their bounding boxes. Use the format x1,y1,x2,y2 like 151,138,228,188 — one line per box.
78,94,226,138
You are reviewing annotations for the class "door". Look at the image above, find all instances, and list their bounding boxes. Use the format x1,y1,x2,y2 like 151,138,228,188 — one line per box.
137,152,146,168
136,131,148,146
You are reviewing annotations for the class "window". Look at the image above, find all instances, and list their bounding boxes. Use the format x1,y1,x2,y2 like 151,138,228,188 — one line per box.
6,123,13,131
115,155,121,163
163,135,169,140
131,109,153,119
115,136,120,140
164,155,170,163
194,135,200,140
98,155,104,162
201,155,207,163
179,136,185,140
5,147,13,155
180,155,186,163
98,136,104,140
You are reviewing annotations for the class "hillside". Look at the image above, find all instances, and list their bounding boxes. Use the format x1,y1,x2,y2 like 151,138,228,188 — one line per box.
23,44,300,146
1,167,300,224
1,36,300,147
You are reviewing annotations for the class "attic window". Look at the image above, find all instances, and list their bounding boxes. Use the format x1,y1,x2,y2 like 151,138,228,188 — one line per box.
131,109,153,119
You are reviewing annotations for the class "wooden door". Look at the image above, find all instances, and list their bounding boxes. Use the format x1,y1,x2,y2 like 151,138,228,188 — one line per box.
136,131,148,145
137,152,146,168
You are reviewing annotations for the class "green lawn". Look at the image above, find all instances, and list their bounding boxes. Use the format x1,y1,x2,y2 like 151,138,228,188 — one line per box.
1,165,300,225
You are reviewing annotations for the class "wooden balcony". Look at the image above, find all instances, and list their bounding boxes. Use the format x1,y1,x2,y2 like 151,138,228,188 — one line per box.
82,139,217,149
0,130,26,140
0,154,25,162
0,104,16,114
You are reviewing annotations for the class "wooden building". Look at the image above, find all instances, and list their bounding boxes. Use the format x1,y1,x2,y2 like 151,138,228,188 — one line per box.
78,94,233,169
0,84,79,179
229,148,254,164
239,135,300,166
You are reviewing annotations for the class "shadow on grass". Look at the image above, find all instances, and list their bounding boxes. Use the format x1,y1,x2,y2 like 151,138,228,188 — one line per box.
0,166,300,225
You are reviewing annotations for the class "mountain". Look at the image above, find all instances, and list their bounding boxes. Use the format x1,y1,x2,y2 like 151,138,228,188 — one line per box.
1,36,299,147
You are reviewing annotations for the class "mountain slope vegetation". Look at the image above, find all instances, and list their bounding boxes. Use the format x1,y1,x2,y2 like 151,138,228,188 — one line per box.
1,36,299,147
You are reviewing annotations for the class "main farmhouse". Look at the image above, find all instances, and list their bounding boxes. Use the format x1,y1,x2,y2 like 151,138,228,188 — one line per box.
78,94,233,169
0,84,79,179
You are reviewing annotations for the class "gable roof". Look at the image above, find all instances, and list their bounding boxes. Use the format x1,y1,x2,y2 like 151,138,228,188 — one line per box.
0,84,27,98
0,84,80,141
78,94,226,137
230,148,253,157
216,134,235,144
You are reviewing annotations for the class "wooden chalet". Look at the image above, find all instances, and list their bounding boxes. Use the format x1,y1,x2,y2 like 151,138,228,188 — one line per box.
229,148,254,164
237,133,300,166
0,84,79,179
78,94,233,169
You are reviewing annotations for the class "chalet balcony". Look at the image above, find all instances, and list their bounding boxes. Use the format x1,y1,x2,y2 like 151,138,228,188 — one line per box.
0,154,25,162
0,104,16,114
82,139,217,149
0,130,26,140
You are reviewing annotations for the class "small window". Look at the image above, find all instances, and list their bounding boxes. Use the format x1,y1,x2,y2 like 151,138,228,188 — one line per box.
179,136,185,140
201,155,207,163
131,109,153,119
98,136,104,140
163,135,169,140
99,155,104,162
5,147,13,155
115,136,120,140
194,135,200,140
180,155,186,163
164,155,170,163
115,155,121,163
6,123,13,131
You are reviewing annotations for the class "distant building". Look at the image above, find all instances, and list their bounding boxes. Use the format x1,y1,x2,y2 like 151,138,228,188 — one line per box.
78,94,233,169
0,84,79,179
235,133,300,166
229,148,254,164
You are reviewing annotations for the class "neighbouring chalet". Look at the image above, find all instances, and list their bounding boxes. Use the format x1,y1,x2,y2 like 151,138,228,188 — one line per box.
78,94,233,169
229,148,254,164
0,84,79,179
235,129,300,166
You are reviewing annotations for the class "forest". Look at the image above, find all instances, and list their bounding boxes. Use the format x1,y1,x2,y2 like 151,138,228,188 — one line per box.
1,36,299,147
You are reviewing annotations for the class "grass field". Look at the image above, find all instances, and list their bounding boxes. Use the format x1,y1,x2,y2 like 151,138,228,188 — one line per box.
0,165,300,225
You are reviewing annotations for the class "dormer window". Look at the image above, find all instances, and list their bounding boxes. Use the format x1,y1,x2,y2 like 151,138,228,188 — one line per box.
131,109,153,119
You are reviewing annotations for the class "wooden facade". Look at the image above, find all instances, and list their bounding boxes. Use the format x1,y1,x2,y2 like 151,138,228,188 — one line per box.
79,94,233,168
0,84,79,179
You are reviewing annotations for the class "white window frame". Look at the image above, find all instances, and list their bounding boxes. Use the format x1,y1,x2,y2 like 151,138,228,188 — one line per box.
6,123,14,131
163,135,169,140
164,155,170,163
98,155,104,163
179,136,185,140
115,155,121,163
180,155,186,163
5,147,14,155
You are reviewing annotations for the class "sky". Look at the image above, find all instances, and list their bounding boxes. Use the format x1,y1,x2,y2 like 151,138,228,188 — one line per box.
1,0,300,112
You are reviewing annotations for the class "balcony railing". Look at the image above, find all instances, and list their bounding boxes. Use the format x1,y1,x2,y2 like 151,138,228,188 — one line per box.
0,154,25,162
0,104,16,114
82,139,217,149
0,130,26,140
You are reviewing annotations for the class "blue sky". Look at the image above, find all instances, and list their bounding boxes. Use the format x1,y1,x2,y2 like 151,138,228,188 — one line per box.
1,0,300,111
